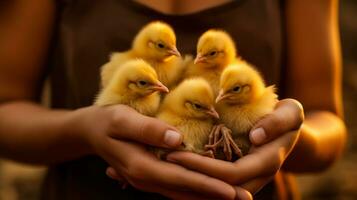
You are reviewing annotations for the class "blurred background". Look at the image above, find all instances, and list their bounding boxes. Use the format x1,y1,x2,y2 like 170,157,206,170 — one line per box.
0,1,356,200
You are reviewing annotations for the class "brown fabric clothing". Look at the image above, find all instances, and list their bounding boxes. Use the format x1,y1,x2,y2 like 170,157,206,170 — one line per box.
43,0,289,199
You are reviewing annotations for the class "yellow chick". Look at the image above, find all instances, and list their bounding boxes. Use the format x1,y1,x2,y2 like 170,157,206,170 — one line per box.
154,78,219,158
95,59,169,116
206,61,278,161
101,21,184,89
184,30,238,95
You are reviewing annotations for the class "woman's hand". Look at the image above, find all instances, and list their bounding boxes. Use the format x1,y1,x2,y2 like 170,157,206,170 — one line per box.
71,105,238,200
166,99,304,198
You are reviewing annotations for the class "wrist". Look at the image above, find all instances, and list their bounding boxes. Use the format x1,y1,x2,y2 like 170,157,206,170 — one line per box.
61,106,97,156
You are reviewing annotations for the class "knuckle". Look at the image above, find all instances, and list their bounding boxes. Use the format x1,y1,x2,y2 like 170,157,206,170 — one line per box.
257,113,273,127
138,118,154,141
227,165,241,183
285,99,305,130
110,107,127,127
228,174,240,184
262,113,282,133
126,159,147,181
270,114,282,128
139,118,166,145
111,105,136,122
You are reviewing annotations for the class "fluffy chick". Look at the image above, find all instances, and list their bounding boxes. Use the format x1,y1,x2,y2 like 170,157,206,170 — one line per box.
185,30,238,95
154,78,219,158
95,59,169,116
101,21,184,88
210,61,278,159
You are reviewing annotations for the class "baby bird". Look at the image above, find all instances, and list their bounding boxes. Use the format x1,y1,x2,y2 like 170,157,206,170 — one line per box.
154,78,219,158
206,61,278,160
101,21,184,89
185,30,238,95
95,59,169,116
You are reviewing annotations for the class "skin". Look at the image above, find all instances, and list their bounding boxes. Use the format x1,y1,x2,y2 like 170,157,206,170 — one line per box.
0,0,346,200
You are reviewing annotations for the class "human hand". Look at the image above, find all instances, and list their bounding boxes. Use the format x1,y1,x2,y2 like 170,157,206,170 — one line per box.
73,105,238,200
165,99,304,198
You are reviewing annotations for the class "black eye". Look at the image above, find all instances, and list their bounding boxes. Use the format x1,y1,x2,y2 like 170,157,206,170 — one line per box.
157,43,165,49
233,86,241,92
139,80,147,86
209,51,217,56
193,103,202,109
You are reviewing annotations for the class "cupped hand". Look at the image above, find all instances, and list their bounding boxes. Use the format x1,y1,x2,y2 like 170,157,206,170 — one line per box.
166,98,304,198
74,105,237,200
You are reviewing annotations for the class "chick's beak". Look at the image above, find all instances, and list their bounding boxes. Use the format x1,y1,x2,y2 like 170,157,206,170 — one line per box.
194,53,206,64
167,46,181,57
215,90,229,103
151,82,169,93
205,107,219,119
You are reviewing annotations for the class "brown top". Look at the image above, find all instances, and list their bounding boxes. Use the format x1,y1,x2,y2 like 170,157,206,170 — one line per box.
43,0,285,199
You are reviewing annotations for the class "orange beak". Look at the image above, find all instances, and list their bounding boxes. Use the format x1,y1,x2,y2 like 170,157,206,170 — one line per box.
152,82,169,93
215,90,230,103
205,106,219,119
194,53,207,64
167,46,181,57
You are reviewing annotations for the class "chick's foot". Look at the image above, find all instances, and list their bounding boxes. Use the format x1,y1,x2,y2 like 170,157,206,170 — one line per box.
205,124,225,154
220,126,243,161
205,124,243,161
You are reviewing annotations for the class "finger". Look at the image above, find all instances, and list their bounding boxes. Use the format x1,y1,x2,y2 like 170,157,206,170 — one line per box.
106,166,124,181
134,181,217,200
249,99,304,145
110,105,183,148
106,139,235,199
144,160,236,200
167,151,264,185
167,131,298,185
239,176,274,195
234,186,253,200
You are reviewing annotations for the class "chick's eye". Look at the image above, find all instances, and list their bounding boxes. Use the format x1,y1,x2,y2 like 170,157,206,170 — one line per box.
193,103,202,109
209,51,217,56
138,80,148,86
233,86,241,92
157,43,165,49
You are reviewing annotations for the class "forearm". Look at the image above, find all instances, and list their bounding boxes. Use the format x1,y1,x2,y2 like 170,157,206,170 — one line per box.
282,111,347,172
0,101,91,165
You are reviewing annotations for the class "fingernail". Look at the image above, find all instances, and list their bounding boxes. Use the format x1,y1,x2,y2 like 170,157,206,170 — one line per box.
250,127,266,144
165,155,177,163
106,168,117,179
164,130,182,147
235,186,253,200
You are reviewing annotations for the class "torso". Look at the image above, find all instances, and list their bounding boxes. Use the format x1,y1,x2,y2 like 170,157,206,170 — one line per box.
46,0,284,199
134,0,232,15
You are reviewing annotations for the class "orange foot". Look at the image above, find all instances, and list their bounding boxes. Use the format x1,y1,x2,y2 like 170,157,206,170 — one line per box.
205,124,243,161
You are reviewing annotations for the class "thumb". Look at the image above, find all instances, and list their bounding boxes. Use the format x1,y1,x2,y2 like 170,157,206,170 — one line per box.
109,106,183,148
249,99,304,146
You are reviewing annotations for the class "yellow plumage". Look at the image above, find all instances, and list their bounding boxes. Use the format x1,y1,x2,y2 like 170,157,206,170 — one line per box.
95,22,279,161
215,61,278,155
184,30,238,95
101,21,185,89
95,59,169,117
154,78,219,158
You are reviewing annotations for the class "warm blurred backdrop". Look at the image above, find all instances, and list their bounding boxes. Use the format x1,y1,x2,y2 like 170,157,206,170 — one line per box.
0,1,356,200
